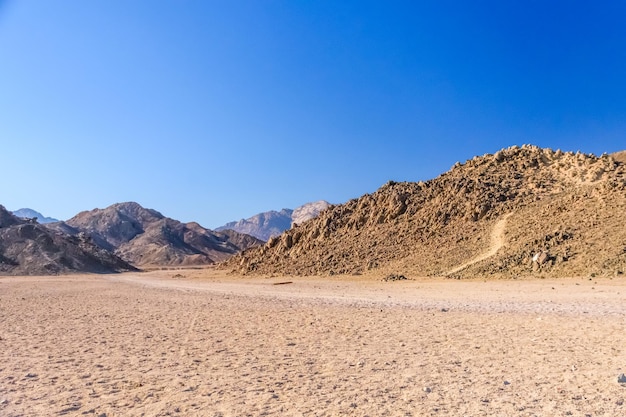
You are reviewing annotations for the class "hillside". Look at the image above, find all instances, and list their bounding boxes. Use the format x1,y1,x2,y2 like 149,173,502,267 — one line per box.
216,201,331,241
613,150,626,164
0,205,135,275
226,145,626,278
61,202,262,266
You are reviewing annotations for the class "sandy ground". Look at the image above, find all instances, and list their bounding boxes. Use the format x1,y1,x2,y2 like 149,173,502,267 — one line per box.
1,271,625,416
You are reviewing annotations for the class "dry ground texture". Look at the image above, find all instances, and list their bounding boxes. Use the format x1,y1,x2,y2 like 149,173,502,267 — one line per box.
1,270,626,416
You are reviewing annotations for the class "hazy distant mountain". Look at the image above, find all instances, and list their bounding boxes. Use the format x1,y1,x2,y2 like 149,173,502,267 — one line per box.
291,200,331,226
216,209,293,242
216,201,331,241
58,202,262,266
12,208,58,224
0,205,135,275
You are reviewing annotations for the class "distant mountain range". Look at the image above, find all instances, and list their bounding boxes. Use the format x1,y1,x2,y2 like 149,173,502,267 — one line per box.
4,147,626,279
2,200,330,275
0,205,135,275
1,201,263,275
12,208,58,223
51,202,263,267
216,200,331,241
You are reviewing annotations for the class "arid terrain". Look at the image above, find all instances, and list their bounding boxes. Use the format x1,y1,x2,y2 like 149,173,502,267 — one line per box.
2,270,625,416
229,146,626,279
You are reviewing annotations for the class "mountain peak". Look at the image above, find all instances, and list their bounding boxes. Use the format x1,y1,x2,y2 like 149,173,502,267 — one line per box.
63,202,261,266
215,200,331,241
11,208,58,224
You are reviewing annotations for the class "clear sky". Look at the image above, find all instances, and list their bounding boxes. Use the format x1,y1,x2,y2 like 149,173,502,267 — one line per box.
1,1,625,228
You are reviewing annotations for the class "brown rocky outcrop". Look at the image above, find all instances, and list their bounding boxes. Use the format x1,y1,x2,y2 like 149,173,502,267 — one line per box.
225,145,626,278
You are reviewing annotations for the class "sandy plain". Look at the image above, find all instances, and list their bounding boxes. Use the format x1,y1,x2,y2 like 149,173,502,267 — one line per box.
1,270,625,416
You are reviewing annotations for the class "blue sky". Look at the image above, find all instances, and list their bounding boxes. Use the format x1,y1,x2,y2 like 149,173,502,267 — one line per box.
1,1,625,228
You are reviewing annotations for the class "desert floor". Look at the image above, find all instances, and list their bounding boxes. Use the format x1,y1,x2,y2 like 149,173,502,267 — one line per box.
1,270,625,416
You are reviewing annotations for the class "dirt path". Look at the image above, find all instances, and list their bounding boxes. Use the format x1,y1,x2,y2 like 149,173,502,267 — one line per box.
446,213,512,275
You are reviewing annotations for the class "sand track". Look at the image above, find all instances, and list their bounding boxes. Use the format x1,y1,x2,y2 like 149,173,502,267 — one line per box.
446,213,512,275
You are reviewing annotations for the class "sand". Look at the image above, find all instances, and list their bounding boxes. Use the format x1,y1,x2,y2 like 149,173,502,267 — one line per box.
1,271,625,416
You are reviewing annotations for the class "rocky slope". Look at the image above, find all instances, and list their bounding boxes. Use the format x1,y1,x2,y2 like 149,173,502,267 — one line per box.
613,150,626,164
226,145,626,278
60,202,262,266
0,205,135,275
216,201,331,241
12,208,59,223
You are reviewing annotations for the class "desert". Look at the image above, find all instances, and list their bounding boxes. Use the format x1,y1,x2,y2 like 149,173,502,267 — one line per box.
4,2,626,416
1,270,625,416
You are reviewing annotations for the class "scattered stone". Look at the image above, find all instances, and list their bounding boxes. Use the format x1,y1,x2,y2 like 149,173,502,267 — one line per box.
423,387,432,393
382,274,410,282
618,373,626,384
532,251,550,265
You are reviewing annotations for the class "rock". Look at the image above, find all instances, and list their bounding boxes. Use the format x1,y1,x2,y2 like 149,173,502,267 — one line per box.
382,274,410,282
618,373,626,383
532,251,550,265
423,387,432,393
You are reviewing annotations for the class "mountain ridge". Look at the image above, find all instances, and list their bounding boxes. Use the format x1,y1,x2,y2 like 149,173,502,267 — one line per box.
59,202,262,266
225,145,626,279
0,205,136,275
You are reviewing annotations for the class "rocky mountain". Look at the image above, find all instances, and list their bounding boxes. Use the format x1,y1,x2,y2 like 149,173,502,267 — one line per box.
291,200,332,226
216,209,293,242
0,205,135,275
12,208,58,224
59,202,262,266
226,145,626,279
216,201,331,241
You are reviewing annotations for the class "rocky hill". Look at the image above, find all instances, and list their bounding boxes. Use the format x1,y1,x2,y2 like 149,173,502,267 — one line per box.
12,208,59,223
216,201,331,241
226,145,626,279
59,202,262,266
0,205,135,275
